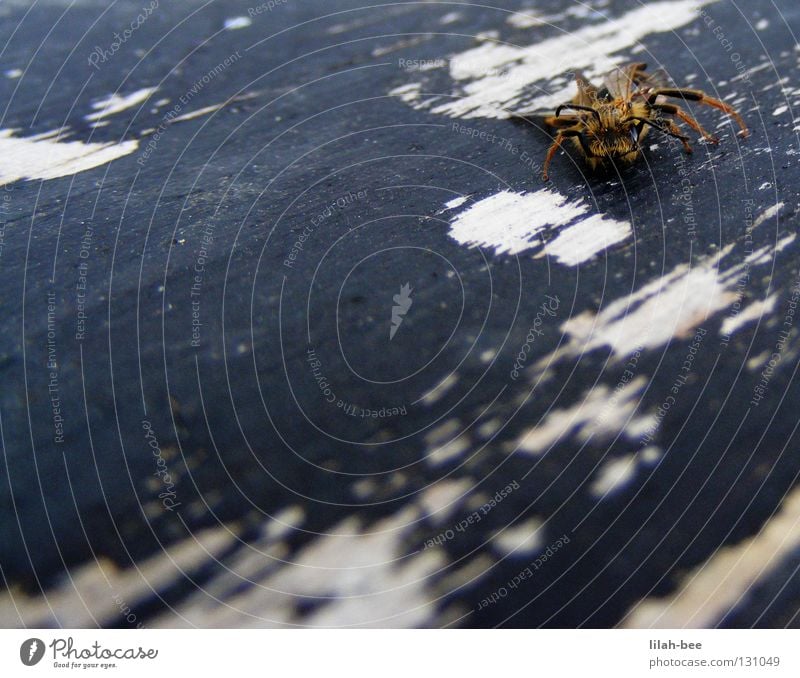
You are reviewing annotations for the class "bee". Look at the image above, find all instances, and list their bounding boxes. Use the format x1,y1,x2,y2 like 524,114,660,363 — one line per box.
519,63,749,180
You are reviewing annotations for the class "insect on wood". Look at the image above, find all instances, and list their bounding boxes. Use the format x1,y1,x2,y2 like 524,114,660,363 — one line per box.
515,63,749,181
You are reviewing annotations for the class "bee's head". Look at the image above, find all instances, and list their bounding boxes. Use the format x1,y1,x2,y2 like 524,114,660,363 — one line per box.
586,103,640,160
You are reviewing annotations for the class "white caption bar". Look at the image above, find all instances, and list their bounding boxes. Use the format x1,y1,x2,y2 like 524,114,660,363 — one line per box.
1,629,797,676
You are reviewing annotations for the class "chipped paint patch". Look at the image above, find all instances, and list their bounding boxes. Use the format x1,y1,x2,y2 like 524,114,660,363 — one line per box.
264,505,305,541
506,11,544,29
591,447,661,498
517,377,653,454
443,195,469,211
439,11,462,25
752,202,785,229
419,479,473,524
623,484,800,628
85,87,157,121
424,418,470,466
0,527,237,627
493,518,543,556
421,373,459,405
170,104,225,123
719,294,778,336
0,128,138,186
540,213,632,266
155,508,445,628
557,247,741,357
392,0,720,119
448,189,631,263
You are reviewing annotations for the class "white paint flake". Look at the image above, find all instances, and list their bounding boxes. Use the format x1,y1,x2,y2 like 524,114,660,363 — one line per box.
224,16,252,30
443,195,469,211
155,508,444,628
590,447,661,498
169,104,224,123
752,202,784,229
493,518,544,556
419,479,473,524
85,87,157,121
556,247,741,356
540,213,632,266
0,129,138,186
624,484,800,628
421,373,459,405
506,11,543,29
719,294,778,336
391,0,721,119
447,189,632,263
439,12,462,25
517,377,654,454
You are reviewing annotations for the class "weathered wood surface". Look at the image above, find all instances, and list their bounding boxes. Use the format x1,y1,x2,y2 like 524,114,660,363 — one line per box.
1,0,799,628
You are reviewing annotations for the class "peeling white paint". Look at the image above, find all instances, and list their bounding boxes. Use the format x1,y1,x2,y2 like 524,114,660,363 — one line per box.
419,479,473,524
146,508,445,628
224,16,252,30
751,202,784,229
493,518,543,556
428,436,470,466
170,103,225,123
624,484,800,628
540,212,632,266
85,87,157,121
392,0,720,119
421,373,459,405
264,505,305,541
517,377,653,454
719,294,778,336
448,189,632,263
443,195,469,211
439,11,462,25
537,220,794,362
591,454,638,497
559,247,739,356
0,128,138,186
591,447,661,498
391,82,423,105
744,234,795,266
0,527,237,627
506,11,544,29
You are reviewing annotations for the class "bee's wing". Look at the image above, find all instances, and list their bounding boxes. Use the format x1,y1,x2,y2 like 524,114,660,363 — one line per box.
508,69,597,121
573,71,599,105
640,66,670,89
603,63,643,99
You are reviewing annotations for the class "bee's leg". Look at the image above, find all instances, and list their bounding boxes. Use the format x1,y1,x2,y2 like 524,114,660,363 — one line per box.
542,129,582,181
652,103,719,143
543,114,581,129
647,88,749,137
628,116,693,153
663,120,694,154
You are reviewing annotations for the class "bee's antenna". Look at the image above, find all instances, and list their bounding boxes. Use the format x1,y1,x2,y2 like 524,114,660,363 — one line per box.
555,104,601,123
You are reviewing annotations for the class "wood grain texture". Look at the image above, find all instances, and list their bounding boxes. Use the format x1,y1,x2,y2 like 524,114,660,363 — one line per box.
0,0,799,628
